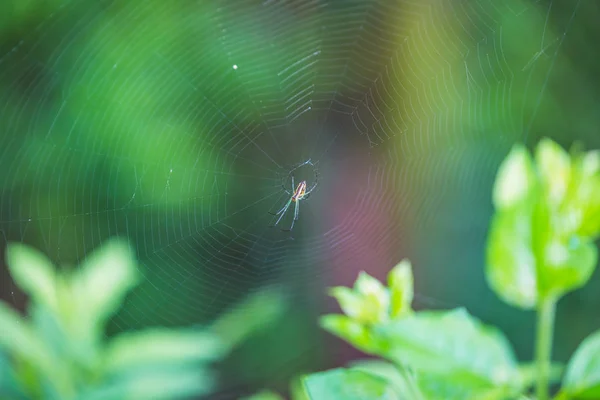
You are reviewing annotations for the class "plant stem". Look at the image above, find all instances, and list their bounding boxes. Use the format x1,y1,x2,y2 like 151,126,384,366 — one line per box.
536,296,557,400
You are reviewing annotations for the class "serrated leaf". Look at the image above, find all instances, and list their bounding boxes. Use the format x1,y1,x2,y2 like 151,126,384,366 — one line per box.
375,309,519,395
562,330,600,398
5,243,58,312
103,328,224,374
301,368,400,400
486,208,538,309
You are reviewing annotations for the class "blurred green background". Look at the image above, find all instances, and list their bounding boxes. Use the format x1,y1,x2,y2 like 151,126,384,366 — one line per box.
0,0,599,398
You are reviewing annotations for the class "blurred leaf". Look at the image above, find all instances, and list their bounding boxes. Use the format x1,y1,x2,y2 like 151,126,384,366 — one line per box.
301,368,400,400
79,367,215,400
387,259,414,318
0,352,27,400
492,145,537,210
329,287,374,324
320,315,380,354
516,361,563,389
71,238,140,331
488,138,600,306
414,373,475,400
29,303,68,362
0,301,51,374
349,359,424,400
239,389,285,400
290,375,310,400
353,272,390,324
376,309,519,396
329,270,396,325
0,301,72,397
486,207,538,309
535,138,571,207
562,329,600,398
574,151,600,238
537,234,597,299
209,286,285,352
103,328,224,374
6,242,58,312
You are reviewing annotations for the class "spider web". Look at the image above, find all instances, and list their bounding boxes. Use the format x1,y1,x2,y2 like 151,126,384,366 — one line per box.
0,0,589,391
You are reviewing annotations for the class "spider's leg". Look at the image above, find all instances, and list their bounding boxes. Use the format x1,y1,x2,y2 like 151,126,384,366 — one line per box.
269,198,291,216
294,198,300,220
272,198,291,226
282,200,299,232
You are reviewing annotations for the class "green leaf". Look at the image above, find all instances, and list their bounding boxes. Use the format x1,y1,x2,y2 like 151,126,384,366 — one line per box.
103,328,224,374
575,175,600,238
353,272,390,324
5,243,58,312
0,301,51,372
71,238,140,331
537,234,597,299
290,375,311,400
29,303,69,362
79,367,215,400
486,208,538,309
239,390,285,400
492,145,537,210
0,301,72,397
301,368,401,400
375,309,519,396
387,259,414,318
516,361,563,388
415,373,478,400
320,315,381,354
0,351,27,400
349,359,424,400
535,138,571,207
574,150,600,238
562,329,600,398
209,286,285,352
329,286,369,321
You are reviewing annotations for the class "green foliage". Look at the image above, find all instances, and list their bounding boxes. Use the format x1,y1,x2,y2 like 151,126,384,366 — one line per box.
300,368,401,400
485,138,600,399
0,238,284,400
245,138,600,400
560,330,600,398
487,139,600,307
239,390,286,400
319,263,527,399
376,309,521,398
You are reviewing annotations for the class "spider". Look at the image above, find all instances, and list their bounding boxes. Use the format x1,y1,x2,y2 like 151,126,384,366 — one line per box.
269,175,315,231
